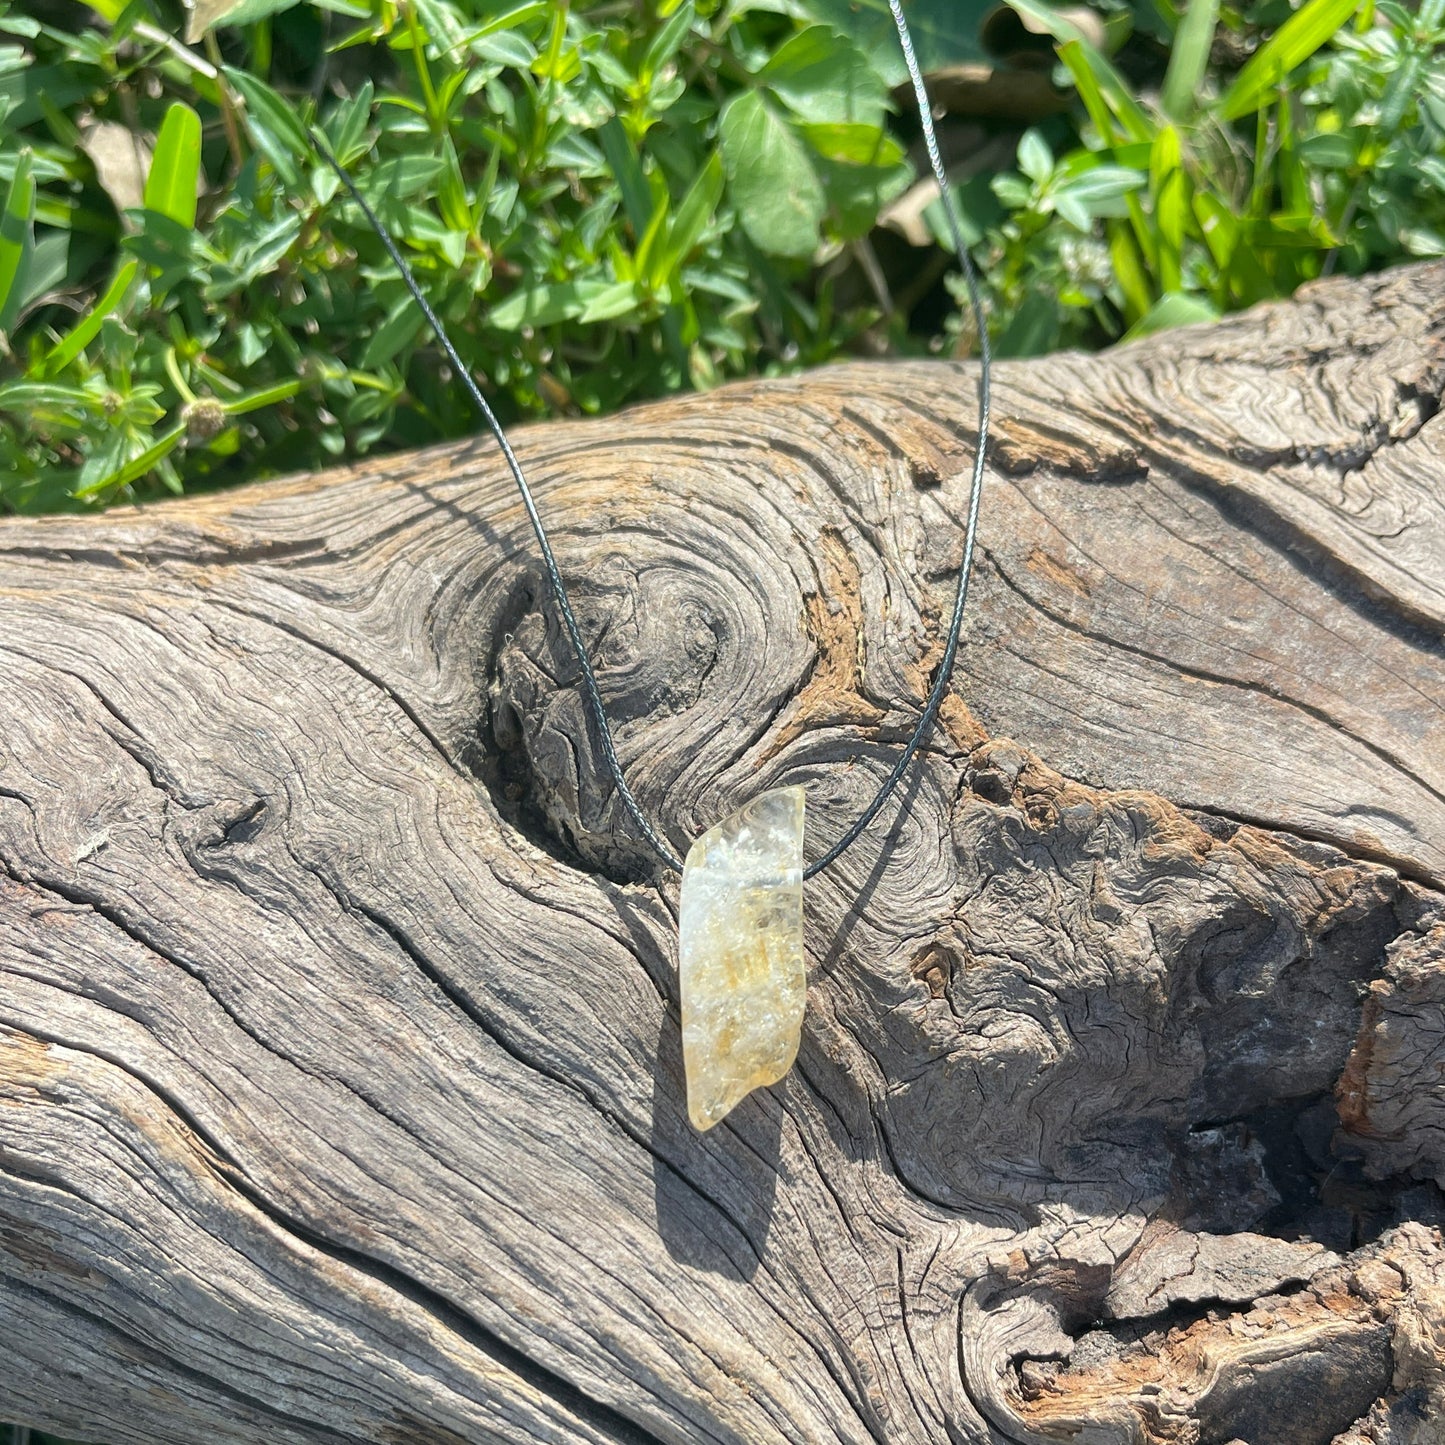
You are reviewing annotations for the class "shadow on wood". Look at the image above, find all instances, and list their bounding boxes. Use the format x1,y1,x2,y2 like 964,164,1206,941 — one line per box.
1,264,1443,1444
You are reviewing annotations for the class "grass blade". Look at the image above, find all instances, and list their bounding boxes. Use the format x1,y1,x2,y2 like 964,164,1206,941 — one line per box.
597,118,652,238
654,150,723,287
1108,221,1153,320
1057,39,1154,144
73,423,187,498
43,259,139,375
0,149,35,329
1150,124,1187,291
1161,0,1220,120
1217,0,1360,120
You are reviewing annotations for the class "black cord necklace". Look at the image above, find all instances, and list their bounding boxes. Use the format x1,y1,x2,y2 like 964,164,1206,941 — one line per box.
307,0,990,1130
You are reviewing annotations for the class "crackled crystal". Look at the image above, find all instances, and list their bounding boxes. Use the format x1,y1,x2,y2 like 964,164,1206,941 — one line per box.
679,786,806,1131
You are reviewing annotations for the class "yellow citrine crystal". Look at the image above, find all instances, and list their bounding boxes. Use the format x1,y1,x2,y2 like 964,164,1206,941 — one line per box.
679,786,806,1131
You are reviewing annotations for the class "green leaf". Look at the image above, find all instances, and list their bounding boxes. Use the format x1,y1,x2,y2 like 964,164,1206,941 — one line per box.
1192,190,1238,269
472,28,535,65
1161,0,1220,120
359,291,428,367
0,379,105,426
577,280,641,323
817,153,912,239
1298,131,1356,168
1216,0,1361,120
1056,39,1155,144
757,25,889,127
144,102,202,228
123,211,203,297
326,79,374,167
633,191,671,279
0,62,88,131
996,290,1060,357
206,214,303,295
642,0,695,79
1415,155,1445,191
1055,165,1145,211
992,172,1032,208
43,259,138,376
1378,47,1422,131
224,65,312,187
73,423,187,499
1121,289,1219,341
1246,211,1337,248
598,117,653,237
1017,128,1053,183
1109,222,1154,320
0,147,33,330
531,7,581,83
1149,124,1187,291
1401,225,1445,257
357,155,446,204
1275,91,1310,215
489,277,619,330
797,122,903,166
437,135,470,234
25,230,68,302
1059,39,1120,144
1053,191,1092,229
1125,190,1159,274
456,0,547,48
718,91,825,258
222,379,302,415
655,150,723,282
799,0,990,85
186,0,299,43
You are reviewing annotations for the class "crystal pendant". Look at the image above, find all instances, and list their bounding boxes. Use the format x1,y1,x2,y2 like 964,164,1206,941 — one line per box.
679,786,806,1131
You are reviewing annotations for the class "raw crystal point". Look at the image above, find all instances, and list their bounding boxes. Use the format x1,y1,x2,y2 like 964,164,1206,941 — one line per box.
679,786,806,1131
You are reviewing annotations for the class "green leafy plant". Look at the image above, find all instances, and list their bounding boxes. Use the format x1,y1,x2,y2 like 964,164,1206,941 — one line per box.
0,0,1441,510
0,0,982,511
969,0,1445,353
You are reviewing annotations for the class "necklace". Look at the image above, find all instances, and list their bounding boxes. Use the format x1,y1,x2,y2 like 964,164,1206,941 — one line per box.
310,0,991,1133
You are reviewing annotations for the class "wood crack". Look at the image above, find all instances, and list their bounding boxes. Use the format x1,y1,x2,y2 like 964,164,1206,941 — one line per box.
982,548,1445,857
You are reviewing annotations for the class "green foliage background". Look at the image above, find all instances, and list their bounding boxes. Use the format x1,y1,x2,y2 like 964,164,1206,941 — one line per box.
0,0,1442,513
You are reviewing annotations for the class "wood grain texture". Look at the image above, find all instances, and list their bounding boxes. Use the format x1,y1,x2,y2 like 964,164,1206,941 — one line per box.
1,262,1442,1445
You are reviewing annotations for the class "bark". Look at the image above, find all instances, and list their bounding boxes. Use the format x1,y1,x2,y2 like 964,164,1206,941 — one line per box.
1,262,1443,1445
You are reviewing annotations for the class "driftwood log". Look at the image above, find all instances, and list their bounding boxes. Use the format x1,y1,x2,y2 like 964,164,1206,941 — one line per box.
2,263,1443,1445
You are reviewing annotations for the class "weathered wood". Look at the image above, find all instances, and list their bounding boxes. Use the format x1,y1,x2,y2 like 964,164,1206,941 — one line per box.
1,262,1443,1444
